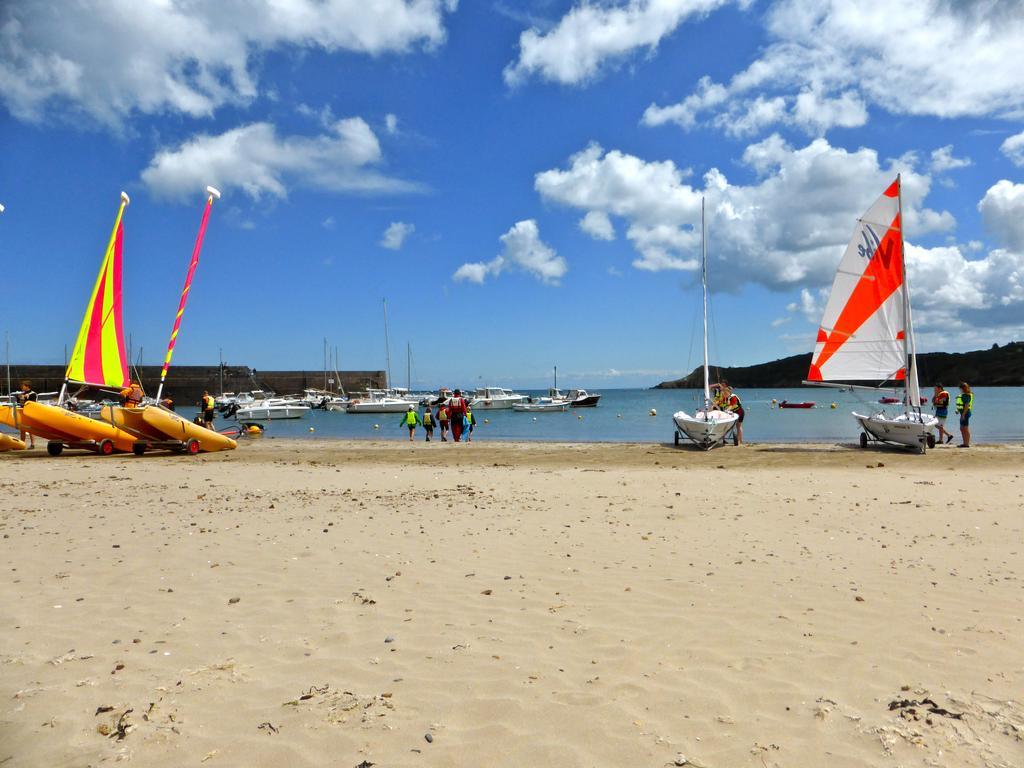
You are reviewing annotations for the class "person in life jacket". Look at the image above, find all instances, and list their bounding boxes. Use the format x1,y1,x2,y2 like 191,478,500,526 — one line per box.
421,405,434,442
465,406,476,442
931,384,953,444
710,380,729,410
955,382,973,448
199,390,216,428
120,380,144,408
447,389,468,442
399,404,421,441
436,401,450,442
15,381,37,448
725,390,745,445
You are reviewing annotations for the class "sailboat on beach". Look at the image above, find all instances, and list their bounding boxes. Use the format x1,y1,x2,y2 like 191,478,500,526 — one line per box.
804,176,938,453
672,199,738,449
1,192,140,455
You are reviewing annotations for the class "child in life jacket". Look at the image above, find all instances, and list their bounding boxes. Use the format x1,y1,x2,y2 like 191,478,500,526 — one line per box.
421,405,434,441
399,405,421,441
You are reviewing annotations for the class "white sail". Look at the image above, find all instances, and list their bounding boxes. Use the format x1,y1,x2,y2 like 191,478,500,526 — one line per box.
807,179,908,384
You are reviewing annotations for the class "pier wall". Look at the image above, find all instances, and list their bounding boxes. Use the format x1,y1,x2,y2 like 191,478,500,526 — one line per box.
3,365,386,402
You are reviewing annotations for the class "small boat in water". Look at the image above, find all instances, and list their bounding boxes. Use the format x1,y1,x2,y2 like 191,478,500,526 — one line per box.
778,401,816,409
233,398,310,420
564,388,600,407
879,395,928,405
469,387,528,410
512,399,570,412
345,389,417,413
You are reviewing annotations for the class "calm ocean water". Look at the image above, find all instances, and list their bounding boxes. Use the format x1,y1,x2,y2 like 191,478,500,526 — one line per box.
208,387,1023,445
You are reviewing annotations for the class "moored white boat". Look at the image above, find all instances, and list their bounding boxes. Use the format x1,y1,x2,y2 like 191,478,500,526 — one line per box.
512,399,570,412
345,389,416,413
470,387,527,409
804,175,937,453
234,398,310,420
673,199,738,450
565,388,600,407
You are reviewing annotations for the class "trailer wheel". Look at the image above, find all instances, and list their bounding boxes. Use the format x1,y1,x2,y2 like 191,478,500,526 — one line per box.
47,441,64,457
926,433,936,449
185,438,201,455
99,439,115,456
674,430,681,446
133,442,147,456
859,432,868,449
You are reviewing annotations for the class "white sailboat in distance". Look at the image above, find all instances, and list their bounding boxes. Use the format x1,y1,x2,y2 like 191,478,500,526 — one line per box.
804,175,938,453
672,199,738,450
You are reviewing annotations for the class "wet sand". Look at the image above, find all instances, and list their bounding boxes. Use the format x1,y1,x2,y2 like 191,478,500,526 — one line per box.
1,439,1022,767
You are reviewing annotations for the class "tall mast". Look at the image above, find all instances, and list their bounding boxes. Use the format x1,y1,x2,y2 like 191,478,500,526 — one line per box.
382,298,392,388
701,198,710,407
406,343,411,391
219,347,224,396
323,337,328,391
5,332,10,397
896,174,912,416
554,365,557,390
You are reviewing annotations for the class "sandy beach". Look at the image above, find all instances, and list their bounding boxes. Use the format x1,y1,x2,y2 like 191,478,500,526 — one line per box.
1,439,1022,767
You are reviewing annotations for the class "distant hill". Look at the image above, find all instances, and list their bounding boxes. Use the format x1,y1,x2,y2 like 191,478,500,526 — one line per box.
653,342,1024,389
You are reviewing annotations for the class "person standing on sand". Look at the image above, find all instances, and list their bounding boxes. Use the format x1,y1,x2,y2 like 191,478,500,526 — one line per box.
199,390,216,429
400,405,421,441
436,400,449,442
955,382,973,448
725,388,744,445
465,405,476,442
447,389,468,442
15,381,36,448
421,405,434,441
931,384,953,444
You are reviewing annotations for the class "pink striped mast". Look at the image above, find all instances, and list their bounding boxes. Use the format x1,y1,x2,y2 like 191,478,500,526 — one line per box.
156,186,220,403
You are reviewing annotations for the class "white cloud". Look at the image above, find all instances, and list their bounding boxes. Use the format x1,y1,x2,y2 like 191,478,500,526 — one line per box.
535,135,952,286
504,0,734,87
978,180,1024,253
579,210,615,240
385,114,399,134
1001,130,1024,167
453,219,566,285
644,0,1024,137
141,119,421,201
380,221,415,250
0,1,458,125
322,216,336,230
929,145,972,174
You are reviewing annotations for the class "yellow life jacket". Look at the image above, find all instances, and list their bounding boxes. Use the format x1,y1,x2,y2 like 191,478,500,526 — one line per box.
405,410,417,426
422,410,433,426
955,392,973,413
202,395,215,410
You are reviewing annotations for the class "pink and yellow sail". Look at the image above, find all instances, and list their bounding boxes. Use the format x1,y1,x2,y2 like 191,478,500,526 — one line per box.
65,192,131,390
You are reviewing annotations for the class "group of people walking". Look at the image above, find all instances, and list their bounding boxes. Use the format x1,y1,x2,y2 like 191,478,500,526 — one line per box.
400,388,476,443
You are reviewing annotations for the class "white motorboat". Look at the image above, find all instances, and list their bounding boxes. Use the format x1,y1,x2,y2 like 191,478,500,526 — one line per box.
470,387,528,409
512,399,570,412
345,389,416,413
233,398,310,420
673,199,739,450
804,175,937,453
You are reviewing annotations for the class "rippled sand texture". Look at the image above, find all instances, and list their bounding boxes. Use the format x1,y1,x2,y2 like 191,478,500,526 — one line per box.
1,440,1022,767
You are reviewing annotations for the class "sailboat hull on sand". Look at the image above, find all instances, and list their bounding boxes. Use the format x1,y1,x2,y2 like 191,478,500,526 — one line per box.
854,411,938,451
673,409,738,449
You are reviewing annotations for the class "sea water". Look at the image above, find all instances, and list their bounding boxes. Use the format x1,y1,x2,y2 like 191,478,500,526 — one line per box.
213,387,1023,445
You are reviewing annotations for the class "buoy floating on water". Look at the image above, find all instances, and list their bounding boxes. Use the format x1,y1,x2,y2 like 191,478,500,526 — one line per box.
373,424,380,430
649,408,657,417
831,402,838,409
484,418,490,424
309,426,315,432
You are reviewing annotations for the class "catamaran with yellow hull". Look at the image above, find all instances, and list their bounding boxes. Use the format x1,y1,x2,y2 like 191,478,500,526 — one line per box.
99,186,236,454
12,192,140,455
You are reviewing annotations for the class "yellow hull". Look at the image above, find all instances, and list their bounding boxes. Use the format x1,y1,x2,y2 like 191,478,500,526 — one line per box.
100,406,170,442
0,433,27,451
1,404,80,443
23,401,137,453
142,407,237,452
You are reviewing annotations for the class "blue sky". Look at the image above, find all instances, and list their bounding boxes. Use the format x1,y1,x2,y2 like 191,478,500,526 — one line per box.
2,0,1024,389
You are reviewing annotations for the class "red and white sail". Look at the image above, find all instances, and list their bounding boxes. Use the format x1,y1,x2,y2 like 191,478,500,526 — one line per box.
807,178,910,385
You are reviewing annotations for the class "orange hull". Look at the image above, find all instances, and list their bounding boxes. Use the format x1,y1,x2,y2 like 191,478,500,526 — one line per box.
0,433,27,451
23,401,137,452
